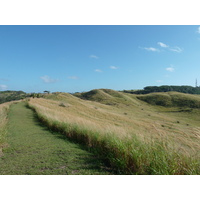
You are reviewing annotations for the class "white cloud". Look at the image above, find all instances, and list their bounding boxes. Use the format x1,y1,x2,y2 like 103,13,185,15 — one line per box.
143,47,160,52
169,46,183,53
95,69,103,73
166,67,175,72
68,76,79,80
157,42,168,48
0,84,8,90
40,75,59,83
141,43,183,53
90,55,99,59
110,66,119,70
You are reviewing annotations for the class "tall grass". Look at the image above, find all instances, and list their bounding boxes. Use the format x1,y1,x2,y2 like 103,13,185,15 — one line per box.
27,98,200,174
0,102,11,153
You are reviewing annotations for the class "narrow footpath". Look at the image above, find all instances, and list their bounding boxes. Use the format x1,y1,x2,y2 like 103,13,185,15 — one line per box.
0,102,112,175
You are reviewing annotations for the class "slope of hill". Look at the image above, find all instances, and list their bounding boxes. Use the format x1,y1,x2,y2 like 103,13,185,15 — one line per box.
74,89,139,107
27,90,200,174
0,91,27,104
137,92,200,108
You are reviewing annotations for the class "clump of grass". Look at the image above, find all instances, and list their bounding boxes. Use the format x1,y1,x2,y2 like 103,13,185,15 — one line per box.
59,102,66,107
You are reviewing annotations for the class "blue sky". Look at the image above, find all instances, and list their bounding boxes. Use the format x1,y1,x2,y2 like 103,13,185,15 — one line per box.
1,25,200,93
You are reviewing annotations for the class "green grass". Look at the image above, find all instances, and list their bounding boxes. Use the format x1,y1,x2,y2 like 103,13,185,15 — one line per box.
137,92,200,108
0,102,113,175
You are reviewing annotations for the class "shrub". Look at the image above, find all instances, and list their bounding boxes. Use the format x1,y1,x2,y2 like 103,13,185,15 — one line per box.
59,102,66,107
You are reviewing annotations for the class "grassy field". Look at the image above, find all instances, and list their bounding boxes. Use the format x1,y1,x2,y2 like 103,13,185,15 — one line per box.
0,102,112,175
27,90,200,174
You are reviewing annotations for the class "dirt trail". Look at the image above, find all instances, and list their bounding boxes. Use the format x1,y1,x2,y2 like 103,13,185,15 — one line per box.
0,102,111,175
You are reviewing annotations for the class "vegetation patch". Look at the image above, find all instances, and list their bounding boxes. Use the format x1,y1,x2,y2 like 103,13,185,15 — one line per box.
0,91,27,104
124,85,200,94
137,93,172,106
0,102,12,155
137,92,200,108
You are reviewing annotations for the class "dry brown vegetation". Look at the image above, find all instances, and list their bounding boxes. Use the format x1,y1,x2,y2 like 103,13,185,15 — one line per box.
0,102,12,156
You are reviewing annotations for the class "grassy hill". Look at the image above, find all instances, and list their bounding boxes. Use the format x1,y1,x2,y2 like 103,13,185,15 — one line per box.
137,92,200,108
26,89,200,174
74,89,139,107
0,91,27,104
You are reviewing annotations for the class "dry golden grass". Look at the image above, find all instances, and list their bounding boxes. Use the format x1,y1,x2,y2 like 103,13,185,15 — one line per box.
28,92,200,160
0,102,11,133
0,102,12,153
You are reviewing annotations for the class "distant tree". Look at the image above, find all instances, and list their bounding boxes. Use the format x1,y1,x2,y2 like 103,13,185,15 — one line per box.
44,90,50,94
30,93,36,98
125,85,200,95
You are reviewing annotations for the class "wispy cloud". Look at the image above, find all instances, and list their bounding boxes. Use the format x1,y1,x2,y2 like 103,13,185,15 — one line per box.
166,66,175,72
143,47,160,52
68,76,79,80
40,75,59,83
140,42,183,53
95,69,103,73
90,55,99,59
158,42,183,53
110,66,119,70
169,46,183,53
0,84,8,90
157,42,168,48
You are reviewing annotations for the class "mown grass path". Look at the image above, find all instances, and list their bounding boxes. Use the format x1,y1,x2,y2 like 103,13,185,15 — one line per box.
0,102,112,175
